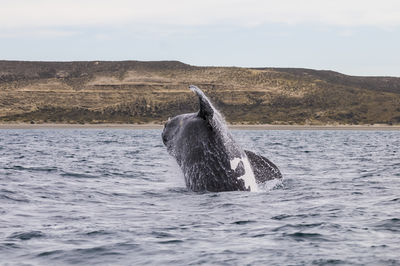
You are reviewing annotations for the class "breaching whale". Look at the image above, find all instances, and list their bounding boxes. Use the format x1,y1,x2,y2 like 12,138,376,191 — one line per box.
162,85,282,192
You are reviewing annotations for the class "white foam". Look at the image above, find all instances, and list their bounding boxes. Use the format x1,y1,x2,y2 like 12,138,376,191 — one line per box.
257,178,283,191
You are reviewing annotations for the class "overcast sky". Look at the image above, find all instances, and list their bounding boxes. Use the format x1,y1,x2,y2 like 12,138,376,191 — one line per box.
1,0,399,76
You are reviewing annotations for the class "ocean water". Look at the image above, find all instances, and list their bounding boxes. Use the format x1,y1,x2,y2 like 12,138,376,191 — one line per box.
0,129,399,265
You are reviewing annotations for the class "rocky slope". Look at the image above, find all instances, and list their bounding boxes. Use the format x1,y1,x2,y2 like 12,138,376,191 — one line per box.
1,60,400,125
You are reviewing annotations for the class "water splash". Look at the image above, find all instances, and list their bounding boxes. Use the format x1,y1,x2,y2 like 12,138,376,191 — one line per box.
257,178,284,191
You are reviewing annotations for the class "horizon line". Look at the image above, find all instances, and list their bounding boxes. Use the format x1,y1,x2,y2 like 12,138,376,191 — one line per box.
1,59,399,78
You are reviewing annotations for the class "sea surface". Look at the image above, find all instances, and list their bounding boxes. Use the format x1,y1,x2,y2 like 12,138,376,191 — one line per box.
0,129,399,265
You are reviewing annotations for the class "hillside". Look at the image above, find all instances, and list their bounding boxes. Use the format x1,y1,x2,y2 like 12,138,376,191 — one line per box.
1,60,400,125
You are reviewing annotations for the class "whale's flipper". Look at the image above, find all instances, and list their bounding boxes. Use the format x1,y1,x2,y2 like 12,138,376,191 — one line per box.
189,85,214,120
244,150,282,183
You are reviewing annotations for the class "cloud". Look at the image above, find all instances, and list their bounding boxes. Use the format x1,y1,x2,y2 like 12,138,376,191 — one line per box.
0,28,80,38
1,0,400,30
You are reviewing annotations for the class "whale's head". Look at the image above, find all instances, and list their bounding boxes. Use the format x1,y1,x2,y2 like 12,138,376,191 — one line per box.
162,113,195,156
161,85,234,163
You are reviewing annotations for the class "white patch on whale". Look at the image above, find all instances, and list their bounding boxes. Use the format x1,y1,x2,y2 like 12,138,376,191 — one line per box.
230,156,259,192
230,158,241,171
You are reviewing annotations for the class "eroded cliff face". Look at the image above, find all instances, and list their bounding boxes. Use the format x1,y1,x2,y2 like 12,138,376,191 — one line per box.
1,60,400,124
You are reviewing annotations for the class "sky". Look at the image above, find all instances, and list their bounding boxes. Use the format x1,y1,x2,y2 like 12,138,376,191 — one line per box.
1,0,400,76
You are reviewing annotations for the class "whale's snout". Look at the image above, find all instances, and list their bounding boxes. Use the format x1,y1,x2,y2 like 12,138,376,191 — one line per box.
162,122,169,145
161,127,167,145
162,132,168,145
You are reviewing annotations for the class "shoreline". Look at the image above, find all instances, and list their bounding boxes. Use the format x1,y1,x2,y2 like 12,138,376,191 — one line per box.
1,123,400,130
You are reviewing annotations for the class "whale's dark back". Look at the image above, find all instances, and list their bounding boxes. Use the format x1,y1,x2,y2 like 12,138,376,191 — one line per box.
163,113,249,191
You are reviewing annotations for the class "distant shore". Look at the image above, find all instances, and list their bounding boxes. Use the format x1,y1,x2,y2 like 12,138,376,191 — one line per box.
1,123,400,130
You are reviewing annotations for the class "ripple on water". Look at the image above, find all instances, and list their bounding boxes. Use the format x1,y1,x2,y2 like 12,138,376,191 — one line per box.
273,223,325,231
8,231,45,241
0,194,30,203
373,218,400,232
312,259,348,265
271,213,321,220
60,172,99,179
283,232,331,242
5,165,58,172
35,242,139,264
156,239,184,244
231,220,257,225
84,230,114,236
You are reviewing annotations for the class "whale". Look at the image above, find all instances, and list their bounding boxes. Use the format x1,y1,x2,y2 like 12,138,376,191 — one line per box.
162,85,282,192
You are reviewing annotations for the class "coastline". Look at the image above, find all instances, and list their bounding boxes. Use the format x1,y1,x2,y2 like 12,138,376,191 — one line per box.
1,123,400,130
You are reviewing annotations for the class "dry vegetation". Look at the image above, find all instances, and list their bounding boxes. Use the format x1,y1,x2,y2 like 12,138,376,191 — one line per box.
1,60,400,125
